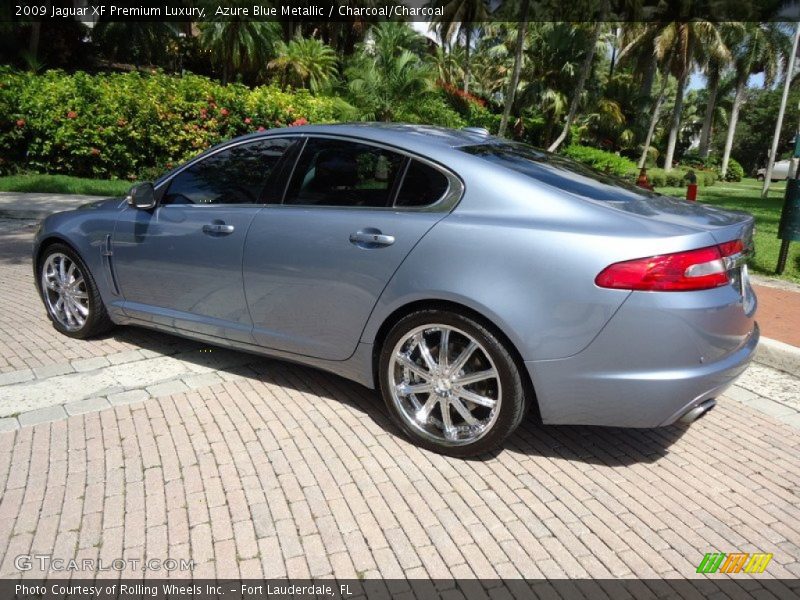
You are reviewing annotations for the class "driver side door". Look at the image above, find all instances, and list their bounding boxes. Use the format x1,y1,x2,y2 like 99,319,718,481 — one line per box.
111,137,295,342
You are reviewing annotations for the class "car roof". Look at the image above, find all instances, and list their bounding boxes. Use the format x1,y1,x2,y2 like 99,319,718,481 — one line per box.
236,123,499,155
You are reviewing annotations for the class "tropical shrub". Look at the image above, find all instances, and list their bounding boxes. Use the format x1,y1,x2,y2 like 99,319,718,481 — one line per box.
637,167,717,188
722,158,745,182
1,68,352,178
1,68,471,179
562,145,638,178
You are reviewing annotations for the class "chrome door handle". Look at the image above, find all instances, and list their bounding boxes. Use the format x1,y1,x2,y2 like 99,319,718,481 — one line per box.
349,231,395,246
202,223,235,235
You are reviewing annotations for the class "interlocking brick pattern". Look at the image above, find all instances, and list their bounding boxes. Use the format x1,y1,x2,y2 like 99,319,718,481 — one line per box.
1,372,799,580
1,219,799,581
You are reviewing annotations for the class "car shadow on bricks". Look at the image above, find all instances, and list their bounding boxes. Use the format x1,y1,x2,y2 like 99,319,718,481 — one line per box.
93,325,688,467
503,420,689,466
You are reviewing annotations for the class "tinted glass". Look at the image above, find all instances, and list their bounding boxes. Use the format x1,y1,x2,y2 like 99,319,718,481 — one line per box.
285,138,406,208
460,142,657,202
395,160,449,207
163,139,292,205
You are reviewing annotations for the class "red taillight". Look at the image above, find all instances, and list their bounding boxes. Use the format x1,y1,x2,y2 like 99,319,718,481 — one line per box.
595,240,743,292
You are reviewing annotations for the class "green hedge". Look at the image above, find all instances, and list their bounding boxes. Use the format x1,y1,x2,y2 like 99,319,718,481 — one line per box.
644,167,717,188
0,68,357,179
562,145,638,178
562,144,718,188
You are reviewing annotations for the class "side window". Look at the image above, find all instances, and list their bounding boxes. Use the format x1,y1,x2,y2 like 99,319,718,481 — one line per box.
395,160,450,207
162,138,292,206
284,138,406,208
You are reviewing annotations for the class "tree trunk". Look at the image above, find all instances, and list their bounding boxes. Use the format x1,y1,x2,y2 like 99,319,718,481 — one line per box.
498,0,530,138
548,21,602,152
638,62,673,168
28,23,41,62
640,53,657,101
663,70,688,171
463,26,471,94
720,75,746,178
634,53,658,146
698,63,721,158
663,36,695,172
762,21,800,197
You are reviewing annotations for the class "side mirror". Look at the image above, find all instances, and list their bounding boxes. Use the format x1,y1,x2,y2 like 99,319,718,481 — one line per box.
126,182,156,210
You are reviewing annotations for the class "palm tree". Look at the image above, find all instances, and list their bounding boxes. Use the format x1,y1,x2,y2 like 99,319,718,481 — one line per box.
199,18,279,84
268,36,338,93
697,24,740,158
429,0,490,93
498,0,530,137
547,21,605,152
720,23,788,178
93,21,179,69
516,22,593,146
656,22,729,171
345,23,434,121
464,23,521,100
656,21,730,171
636,47,676,168
431,44,466,87
617,22,668,147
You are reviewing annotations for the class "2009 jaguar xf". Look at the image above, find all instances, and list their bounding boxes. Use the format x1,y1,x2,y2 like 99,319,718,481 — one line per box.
33,124,758,456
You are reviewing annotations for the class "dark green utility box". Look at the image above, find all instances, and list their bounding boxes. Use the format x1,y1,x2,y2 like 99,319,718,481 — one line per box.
779,178,800,241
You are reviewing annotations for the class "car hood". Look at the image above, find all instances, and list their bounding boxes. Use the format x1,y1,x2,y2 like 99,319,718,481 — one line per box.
77,197,126,211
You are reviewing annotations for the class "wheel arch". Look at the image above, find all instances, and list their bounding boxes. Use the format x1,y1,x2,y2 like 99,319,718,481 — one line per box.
370,298,541,423
33,235,83,296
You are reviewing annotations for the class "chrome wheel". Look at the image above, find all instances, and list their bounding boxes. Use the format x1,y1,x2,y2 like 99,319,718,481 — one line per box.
41,252,89,332
388,324,502,446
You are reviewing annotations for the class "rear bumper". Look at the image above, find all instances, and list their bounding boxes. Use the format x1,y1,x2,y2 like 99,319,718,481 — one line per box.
525,284,760,427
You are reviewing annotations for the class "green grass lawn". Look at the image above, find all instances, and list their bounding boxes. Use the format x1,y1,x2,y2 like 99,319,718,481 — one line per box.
0,174,131,197
658,178,799,283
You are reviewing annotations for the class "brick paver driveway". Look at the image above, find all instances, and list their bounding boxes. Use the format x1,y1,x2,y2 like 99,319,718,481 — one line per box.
1,218,799,581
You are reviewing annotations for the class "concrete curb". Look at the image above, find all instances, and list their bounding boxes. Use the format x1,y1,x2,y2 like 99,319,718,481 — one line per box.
755,337,800,376
0,209,52,219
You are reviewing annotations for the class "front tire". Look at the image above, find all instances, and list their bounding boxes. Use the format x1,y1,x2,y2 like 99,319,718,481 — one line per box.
39,243,113,339
378,310,529,457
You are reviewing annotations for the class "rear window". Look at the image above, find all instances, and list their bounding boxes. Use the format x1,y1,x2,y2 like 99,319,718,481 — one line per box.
395,160,449,207
460,142,656,202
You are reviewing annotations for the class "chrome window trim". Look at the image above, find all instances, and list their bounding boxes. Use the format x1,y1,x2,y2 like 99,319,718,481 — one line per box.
151,132,464,213
153,135,300,207
278,133,464,213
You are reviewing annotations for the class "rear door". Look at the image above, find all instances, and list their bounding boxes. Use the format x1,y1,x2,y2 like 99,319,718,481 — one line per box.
112,137,295,342
243,136,459,360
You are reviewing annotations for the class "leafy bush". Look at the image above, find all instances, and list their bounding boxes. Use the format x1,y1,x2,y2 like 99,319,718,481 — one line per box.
0,68,357,179
1,68,475,179
562,145,638,178
722,158,745,182
638,167,717,188
395,93,466,129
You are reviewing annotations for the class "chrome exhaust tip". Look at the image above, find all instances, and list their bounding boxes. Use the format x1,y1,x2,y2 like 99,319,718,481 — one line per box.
680,398,717,424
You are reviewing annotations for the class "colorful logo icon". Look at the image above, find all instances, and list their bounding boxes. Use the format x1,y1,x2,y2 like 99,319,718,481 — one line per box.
696,552,773,574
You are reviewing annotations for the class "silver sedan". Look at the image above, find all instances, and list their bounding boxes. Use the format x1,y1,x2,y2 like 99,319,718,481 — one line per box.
33,124,758,456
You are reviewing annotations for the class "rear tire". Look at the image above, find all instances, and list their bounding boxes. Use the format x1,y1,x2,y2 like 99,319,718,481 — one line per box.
39,243,114,339
378,310,529,457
